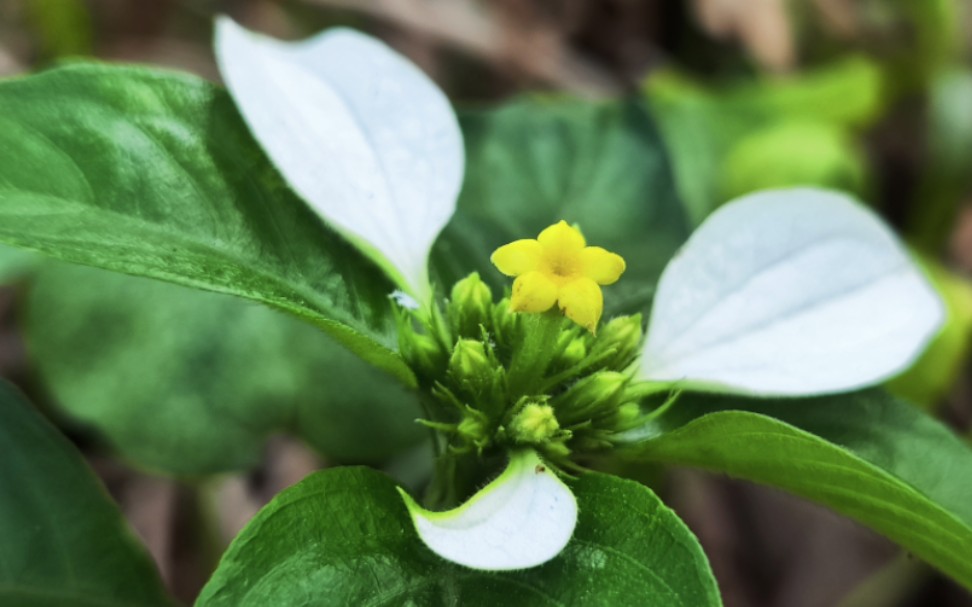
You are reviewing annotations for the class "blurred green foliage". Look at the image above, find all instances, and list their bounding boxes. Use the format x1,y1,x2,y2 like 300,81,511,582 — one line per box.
25,0,93,59
886,255,972,408
645,57,884,225
27,263,425,476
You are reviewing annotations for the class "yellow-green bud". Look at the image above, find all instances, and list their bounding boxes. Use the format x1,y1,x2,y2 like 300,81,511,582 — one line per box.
448,339,493,393
557,371,628,422
400,331,445,378
510,403,560,445
613,402,642,429
561,337,587,367
449,273,493,337
457,414,489,448
492,297,517,340
593,314,643,369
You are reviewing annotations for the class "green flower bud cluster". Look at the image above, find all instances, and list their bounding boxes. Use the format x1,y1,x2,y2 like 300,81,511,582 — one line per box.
398,272,652,471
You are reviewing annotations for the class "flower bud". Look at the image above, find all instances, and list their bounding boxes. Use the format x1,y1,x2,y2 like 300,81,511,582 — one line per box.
592,314,643,370
556,371,628,423
612,402,642,430
560,337,587,368
510,403,560,445
449,273,493,338
400,331,446,379
457,412,491,452
491,297,517,342
448,339,494,395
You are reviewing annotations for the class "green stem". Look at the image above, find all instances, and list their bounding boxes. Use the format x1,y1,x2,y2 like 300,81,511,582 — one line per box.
416,394,447,459
506,311,565,397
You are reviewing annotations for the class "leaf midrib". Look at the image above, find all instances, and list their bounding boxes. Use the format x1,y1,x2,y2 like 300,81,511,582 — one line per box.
0,189,379,335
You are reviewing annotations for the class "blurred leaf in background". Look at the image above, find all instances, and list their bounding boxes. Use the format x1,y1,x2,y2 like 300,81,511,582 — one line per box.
26,263,425,476
889,0,961,91
644,57,885,225
886,255,972,409
0,380,171,605
24,0,93,60
911,69,972,252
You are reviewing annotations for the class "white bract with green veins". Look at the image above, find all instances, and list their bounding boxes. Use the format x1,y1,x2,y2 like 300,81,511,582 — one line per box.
215,18,944,572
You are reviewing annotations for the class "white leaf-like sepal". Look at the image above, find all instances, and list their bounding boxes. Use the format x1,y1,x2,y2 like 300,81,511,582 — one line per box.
214,17,463,301
640,188,944,396
399,450,577,571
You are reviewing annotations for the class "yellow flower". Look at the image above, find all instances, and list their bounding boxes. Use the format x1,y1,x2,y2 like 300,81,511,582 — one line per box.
490,221,626,333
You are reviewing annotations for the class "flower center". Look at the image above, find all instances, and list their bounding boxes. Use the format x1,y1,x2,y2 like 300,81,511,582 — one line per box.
544,251,578,281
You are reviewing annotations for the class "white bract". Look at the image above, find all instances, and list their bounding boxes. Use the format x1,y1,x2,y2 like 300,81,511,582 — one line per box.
214,20,942,573
215,17,463,302
640,189,943,395
398,450,577,570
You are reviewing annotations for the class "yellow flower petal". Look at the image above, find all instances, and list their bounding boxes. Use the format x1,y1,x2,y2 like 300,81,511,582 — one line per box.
537,221,585,254
492,221,623,330
491,239,543,277
557,277,603,333
511,271,559,313
580,246,626,285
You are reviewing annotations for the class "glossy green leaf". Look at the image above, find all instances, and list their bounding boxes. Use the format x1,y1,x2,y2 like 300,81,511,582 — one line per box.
0,380,170,606
623,390,972,590
26,263,425,476
197,467,721,606
433,97,690,316
0,63,414,386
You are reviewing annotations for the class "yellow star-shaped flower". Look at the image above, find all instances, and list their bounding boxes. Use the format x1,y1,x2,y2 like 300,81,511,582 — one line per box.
490,221,626,333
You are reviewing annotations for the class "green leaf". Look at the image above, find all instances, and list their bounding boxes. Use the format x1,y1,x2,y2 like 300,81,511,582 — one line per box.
434,96,690,316
26,263,425,476
197,468,721,606
0,62,414,386
624,389,972,590
0,380,171,606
